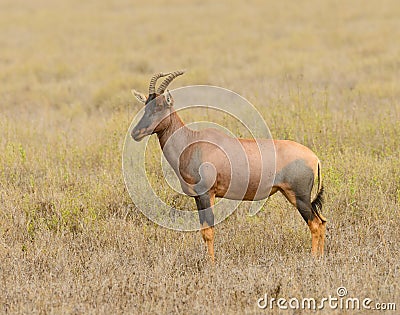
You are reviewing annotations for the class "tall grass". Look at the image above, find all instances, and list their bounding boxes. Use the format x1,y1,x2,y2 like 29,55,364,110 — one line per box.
0,0,399,313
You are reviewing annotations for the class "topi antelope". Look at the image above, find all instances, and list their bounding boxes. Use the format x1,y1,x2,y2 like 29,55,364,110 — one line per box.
131,71,327,263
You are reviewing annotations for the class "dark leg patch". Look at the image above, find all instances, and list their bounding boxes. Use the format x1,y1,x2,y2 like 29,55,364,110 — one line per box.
295,196,315,223
195,194,215,227
274,159,314,200
195,193,216,263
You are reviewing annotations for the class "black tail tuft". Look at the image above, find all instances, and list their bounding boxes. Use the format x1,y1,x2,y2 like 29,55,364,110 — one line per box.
311,185,326,222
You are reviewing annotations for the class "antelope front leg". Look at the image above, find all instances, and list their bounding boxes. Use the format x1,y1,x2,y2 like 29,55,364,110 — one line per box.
195,193,215,263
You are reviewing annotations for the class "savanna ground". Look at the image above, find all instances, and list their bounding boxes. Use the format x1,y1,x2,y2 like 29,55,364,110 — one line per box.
1,0,399,314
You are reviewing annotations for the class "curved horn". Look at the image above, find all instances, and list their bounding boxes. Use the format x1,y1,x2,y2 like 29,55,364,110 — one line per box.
149,72,170,95
157,70,185,94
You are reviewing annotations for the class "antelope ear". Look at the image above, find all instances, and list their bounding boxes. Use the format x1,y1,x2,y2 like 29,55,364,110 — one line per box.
131,90,147,104
165,90,174,107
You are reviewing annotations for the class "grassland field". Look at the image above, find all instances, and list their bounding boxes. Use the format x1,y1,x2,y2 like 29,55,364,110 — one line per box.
0,0,399,314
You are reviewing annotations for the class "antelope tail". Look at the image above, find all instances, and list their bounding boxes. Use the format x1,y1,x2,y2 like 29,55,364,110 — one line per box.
311,161,327,223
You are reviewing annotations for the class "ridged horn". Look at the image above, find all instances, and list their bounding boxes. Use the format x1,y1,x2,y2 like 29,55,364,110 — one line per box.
149,72,170,95
157,70,185,94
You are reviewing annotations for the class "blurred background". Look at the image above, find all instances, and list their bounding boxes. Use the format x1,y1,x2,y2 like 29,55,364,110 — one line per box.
1,0,399,313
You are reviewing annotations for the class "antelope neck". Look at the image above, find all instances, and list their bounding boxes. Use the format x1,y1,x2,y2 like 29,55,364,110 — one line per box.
157,109,192,150
156,109,195,173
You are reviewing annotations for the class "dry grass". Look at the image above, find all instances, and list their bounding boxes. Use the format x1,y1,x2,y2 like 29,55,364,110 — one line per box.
1,0,399,314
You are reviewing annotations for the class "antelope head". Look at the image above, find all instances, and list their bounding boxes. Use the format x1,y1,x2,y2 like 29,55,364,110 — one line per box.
131,70,185,141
